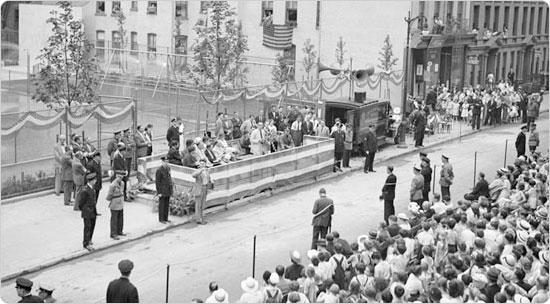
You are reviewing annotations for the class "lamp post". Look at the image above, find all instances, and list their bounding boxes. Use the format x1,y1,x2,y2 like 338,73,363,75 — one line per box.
398,11,419,148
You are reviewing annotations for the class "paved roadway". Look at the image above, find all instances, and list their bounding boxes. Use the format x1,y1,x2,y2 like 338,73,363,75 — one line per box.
1,111,547,303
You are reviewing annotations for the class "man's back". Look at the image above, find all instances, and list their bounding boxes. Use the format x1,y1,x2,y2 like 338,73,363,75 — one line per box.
312,197,333,227
106,277,139,303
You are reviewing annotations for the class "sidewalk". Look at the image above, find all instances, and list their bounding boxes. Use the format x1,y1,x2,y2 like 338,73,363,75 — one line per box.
1,96,547,282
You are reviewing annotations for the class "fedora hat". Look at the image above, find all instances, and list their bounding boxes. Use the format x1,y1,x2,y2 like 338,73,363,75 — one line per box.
240,277,259,293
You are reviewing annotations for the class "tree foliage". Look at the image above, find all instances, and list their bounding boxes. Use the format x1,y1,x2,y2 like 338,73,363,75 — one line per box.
302,39,317,80
32,1,100,108
112,9,127,72
377,34,399,72
190,1,249,90
271,53,292,88
335,36,346,69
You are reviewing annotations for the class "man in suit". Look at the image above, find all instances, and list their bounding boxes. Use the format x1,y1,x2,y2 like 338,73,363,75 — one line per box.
223,113,233,140
303,113,314,136
268,105,280,128
167,140,183,166
331,122,346,172
255,110,266,124
72,151,87,211
311,188,334,249
112,143,128,200
471,95,483,130
191,161,211,225
439,154,454,199
15,277,43,303
215,113,225,139
82,137,97,157
77,172,98,251
72,135,84,153
515,125,528,157
166,118,181,146
250,122,268,156
86,151,103,204
155,156,173,224
363,125,378,173
381,166,397,224
231,112,242,139
53,135,67,196
107,131,122,166
106,259,139,303
410,165,425,205
134,125,149,159
466,172,490,200
290,115,304,147
145,124,153,156
61,148,74,206
412,108,426,148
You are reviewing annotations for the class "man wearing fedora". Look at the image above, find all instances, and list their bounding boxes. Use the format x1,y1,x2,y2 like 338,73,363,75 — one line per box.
77,172,99,251
156,156,173,224
106,259,139,303
439,154,454,199
15,277,43,303
516,125,528,157
311,188,334,250
107,171,126,240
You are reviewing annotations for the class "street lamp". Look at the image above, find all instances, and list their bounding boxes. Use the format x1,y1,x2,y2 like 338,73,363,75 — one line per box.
398,11,420,148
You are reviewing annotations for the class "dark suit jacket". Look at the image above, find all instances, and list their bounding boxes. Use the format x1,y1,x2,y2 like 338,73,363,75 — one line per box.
134,132,148,158
312,197,334,227
515,132,526,155
155,165,173,197
421,165,432,192
363,131,377,153
303,121,314,135
471,178,490,199
166,126,179,144
61,154,73,181
331,130,346,152
382,173,397,200
18,295,43,303
87,159,102,190
268,111,280,124
77,185,97,219
112,153,126,172
167,148,183,166
106,277,139,303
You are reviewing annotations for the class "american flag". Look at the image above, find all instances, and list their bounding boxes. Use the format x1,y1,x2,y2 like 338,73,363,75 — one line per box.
263,24,293,50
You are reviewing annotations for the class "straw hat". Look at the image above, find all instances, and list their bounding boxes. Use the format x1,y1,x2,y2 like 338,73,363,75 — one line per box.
240,277,259,293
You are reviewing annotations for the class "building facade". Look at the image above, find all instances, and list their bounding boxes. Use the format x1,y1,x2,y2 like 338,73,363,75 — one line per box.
408,0,549,96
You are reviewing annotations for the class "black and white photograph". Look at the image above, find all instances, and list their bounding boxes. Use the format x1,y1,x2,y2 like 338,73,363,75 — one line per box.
1,0,549,302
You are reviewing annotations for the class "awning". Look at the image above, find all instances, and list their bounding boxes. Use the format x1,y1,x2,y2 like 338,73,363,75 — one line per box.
428,36,446,48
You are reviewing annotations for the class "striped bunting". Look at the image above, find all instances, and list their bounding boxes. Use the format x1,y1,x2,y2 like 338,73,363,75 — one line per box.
263,24,293,50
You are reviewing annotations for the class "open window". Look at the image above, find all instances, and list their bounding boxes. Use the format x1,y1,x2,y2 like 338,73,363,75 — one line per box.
175,1,188,18
286,1,297,27
147,1,157,14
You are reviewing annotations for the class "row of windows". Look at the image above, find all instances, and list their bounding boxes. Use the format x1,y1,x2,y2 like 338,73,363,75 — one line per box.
471,3,548,36
96,1,188,18
261,1,320,28
492,47,548,81
95,30,189,54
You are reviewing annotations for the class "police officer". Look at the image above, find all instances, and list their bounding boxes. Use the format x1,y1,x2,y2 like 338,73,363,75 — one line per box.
439,154,454,199
37,284,56,303
15,277,43,303
106,259,139,303
156,156,173,224
107,131,122,166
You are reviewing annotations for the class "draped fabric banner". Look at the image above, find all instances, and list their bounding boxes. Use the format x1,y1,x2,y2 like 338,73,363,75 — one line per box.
1,103,135,138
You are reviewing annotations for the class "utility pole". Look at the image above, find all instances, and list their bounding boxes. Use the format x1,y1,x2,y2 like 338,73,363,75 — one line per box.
401,11,419,118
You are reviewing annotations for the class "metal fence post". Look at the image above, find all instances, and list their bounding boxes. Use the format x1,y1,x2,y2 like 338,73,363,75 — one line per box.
473,151,477,188
252,235,257,278
432,164,436,193
165,264,170,303
504,139,508,167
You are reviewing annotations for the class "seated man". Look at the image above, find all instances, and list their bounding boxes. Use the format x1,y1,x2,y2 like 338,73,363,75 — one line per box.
279,127,295,150
167,140,183,166
183,145,200,168
205,142,221,166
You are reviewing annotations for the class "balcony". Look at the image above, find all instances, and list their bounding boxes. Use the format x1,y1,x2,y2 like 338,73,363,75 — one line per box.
422,17,474,36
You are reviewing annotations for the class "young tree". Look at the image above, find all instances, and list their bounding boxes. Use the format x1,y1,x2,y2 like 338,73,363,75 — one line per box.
335,36,346,69
32,1,100,109
272,53,291,88
190,1,249,92
302,39,317,81
377,34,399,72
377,35,399,98
112,9,127,72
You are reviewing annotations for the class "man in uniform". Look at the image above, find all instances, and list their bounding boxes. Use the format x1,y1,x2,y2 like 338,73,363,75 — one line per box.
156,156,173,224
144,124,153,156
53,135,67,196
191,160,211,225
86,151,102,204
107,171,126,240
515,125,528,157
112,143,128,200
37,284,56,303
107,131,122,166
410,164,425,205
412,108,426,148
15,277,43,303
380,165,397,224
121,128,135,182
439,154,454,199
72,151,87,211
420,157,432,202
311,188,334,250
77,172,98,251
363,125,377,173
106,259,139,303
471,94,483,130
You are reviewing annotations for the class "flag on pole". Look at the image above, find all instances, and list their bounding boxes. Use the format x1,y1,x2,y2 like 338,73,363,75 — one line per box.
263,24,293,50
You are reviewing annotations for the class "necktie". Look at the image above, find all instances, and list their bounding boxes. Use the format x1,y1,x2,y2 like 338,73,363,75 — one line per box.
260,130,263,139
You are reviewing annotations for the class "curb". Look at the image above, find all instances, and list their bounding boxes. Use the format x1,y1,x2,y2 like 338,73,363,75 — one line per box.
0,117,544,282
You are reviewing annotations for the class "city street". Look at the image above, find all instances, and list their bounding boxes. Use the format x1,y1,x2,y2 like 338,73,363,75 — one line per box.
1,111,547,303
